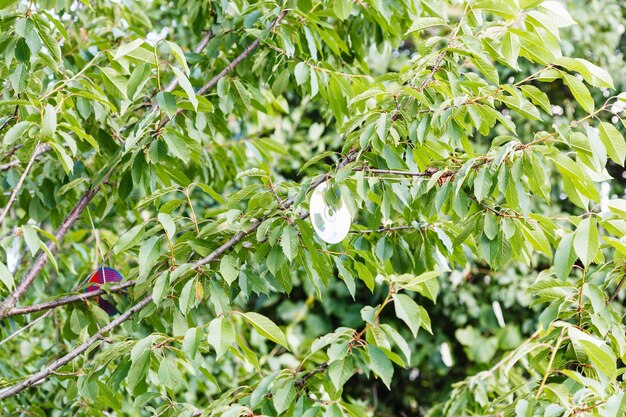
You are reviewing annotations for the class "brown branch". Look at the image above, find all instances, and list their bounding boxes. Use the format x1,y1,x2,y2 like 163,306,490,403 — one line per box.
607,272,626,305
0,185,102,320
0,143,42,225
295,362,329,387
3,281,136,318
354,166,435,177
0,144,51,172
0,295,153,400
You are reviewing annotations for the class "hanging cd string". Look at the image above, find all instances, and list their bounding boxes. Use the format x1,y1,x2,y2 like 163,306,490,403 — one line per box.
309,182,352,244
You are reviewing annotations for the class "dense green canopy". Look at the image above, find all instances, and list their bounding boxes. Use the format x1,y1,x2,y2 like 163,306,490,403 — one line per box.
1,0,626,416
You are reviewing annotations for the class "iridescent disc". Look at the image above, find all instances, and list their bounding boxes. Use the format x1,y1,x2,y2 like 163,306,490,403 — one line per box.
86,267,123,316
310,182,351,244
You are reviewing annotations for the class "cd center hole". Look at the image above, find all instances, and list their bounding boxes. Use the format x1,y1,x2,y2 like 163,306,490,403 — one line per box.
326,207,334,217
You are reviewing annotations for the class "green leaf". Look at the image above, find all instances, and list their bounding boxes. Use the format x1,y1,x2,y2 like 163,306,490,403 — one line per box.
172,67,198,111
579,340,617,380
139,236,160,277
392,293,421,338
273,382,296,414
40,104,57,138
328,357,354,390
22,225,40,256
573,217,599,267
49,142,73,173
0,261,14,290
207,317,235,359
158,357,183,389
32,16,62,62
15,38,30,63
520,85,551,114
474,168,492,203
608,199,626,219
562,72,594,113
554,233,576,280
219,254,239,285
4,121,33,145
100,67,128,100
367,345,394,389
113,224,144,254
163,132,190,164
156,92,177,118
183,327,202,359
128,63,152,100
113,39,145,61
598,122,626,166
241,312,289,349
166,41,190,75
281,225,298,262
158,212,176,238
333,0,352,20
406,17,447,34
152,272,169,306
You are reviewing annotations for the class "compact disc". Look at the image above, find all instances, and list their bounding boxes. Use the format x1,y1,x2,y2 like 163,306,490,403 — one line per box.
310,182,351,244
86,267,123,316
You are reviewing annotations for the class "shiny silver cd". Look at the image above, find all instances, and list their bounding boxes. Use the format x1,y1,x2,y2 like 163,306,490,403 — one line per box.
310,182,351,244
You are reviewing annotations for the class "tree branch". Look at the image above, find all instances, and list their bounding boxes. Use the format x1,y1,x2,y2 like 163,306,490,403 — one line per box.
0,142,42,226
0,295,153,400
0,144,50,172
0,185,102,319
3,281,135,318
607,272,626,305
295,362,329,387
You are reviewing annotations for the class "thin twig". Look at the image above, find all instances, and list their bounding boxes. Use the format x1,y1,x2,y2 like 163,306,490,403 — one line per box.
0,144,51,172
0,295,153,400
0,185,102,319
0,142,41,226
353,225,415,234
535,329,565,398
0,311,52,347
3,281,135,318
607,272,626,305
295,363,329,387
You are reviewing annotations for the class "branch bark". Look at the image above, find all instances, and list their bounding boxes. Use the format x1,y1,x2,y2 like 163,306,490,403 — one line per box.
0,295,153,401
607,272,626,305
3,281,135,318
0,143,42,225
0,185,102,319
